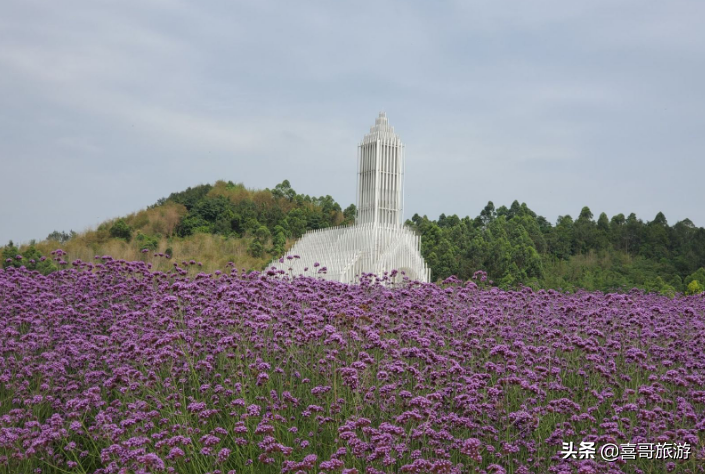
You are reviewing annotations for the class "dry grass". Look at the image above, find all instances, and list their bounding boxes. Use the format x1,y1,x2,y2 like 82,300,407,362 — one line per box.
121,202,188,236
20,196,281,275
25,233,275,273
12,182,322,274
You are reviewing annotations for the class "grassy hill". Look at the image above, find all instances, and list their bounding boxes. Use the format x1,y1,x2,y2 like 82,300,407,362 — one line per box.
2,179,354,275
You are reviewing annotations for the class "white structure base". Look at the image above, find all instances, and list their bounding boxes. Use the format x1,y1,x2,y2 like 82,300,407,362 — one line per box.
270,223,430,284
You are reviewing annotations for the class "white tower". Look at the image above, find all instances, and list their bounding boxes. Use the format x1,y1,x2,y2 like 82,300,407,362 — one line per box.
357,112,404,227
268,113,430,284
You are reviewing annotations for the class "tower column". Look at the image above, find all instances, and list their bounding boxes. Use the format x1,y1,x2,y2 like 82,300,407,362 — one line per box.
357,112,404,227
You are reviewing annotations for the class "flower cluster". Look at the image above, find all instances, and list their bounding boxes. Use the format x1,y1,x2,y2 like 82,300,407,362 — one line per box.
0,258,703,473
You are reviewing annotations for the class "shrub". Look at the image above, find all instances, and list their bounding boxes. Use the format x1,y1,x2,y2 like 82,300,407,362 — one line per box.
247,240,264,257
109,219,132,242
135,232,160,251
686,279,704,295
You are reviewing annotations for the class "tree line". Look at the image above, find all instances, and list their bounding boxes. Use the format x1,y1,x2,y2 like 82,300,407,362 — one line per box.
3,181,705,295
407,201,705,294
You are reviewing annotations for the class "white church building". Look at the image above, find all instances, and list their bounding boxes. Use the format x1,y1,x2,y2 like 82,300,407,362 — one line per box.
268,112,430,284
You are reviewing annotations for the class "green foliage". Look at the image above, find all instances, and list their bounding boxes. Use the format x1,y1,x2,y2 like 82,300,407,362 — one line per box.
255,225,271,243
285,208,308,238
343,204,357,225
109,219,132,242
684,268,705,288
163,184,213,210
686,280,704,295
46,230,75,244
271,179,296,201
247,240,264,258
2,242,57,274
271,226,287,256
135,232,160,251
162,179,345,258
409,202,705,293
684,268,705,295
2,241,19,269
175,215,211,237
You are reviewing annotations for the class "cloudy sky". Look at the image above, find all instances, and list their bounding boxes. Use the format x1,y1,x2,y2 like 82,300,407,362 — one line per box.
1,0,703,244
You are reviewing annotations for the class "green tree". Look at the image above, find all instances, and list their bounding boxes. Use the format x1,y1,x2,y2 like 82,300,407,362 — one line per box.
2,241,19,269
625,213,643,254
247,240,264,258
551,215,574,259
574,206,596,254
175,215,210,237
610,213,627,251
343,204,357,225
595,212,611,250
433,237,458,281
164,184,213,210
271,180,297,202
193,196,232,222
109,219,132,242
285,208,308,238
641,212,670,260
47,230,75,244
509,224,542,279
135,233,160,250
672,219,700,274
686,279,703,295
255,225,271,244
243,218,262,236
272,228,287,256
315,195,342,226
479,201,496,227
684,268,705,288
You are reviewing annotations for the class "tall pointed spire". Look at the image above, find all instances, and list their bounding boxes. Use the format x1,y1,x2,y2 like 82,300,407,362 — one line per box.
362,111,398,144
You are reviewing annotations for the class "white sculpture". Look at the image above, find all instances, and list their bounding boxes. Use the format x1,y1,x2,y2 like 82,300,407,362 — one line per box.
268,112,431,284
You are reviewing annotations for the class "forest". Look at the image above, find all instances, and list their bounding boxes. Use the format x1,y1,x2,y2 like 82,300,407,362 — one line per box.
406,201,705,294
3,179,704,294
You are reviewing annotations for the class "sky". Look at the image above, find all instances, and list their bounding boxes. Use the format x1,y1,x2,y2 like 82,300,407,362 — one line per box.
1,0,704,245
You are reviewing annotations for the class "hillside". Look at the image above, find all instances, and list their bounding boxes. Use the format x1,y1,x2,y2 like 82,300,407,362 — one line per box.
3,180,705,294
2,180,354,276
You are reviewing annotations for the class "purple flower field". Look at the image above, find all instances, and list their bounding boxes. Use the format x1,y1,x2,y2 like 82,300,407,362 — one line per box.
1,256,704,474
